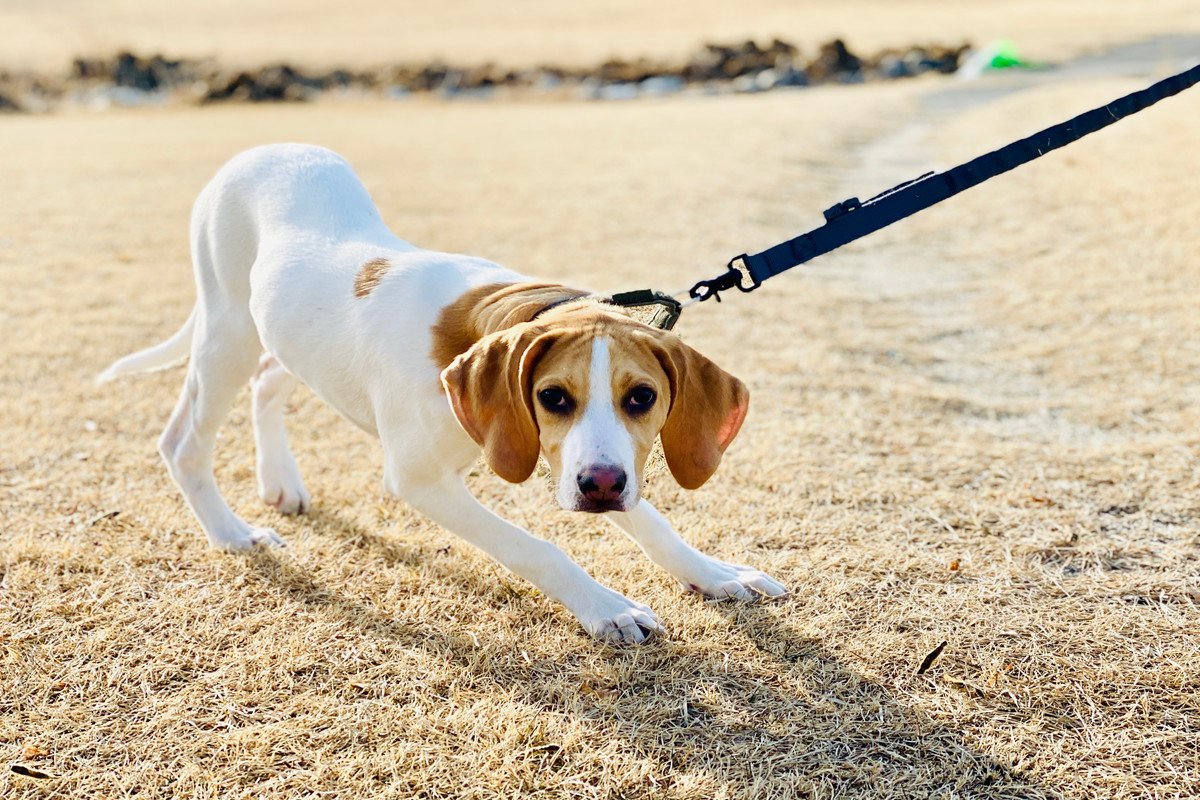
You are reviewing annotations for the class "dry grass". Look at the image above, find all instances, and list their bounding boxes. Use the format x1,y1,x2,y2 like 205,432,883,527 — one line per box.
2,65,1200,799
2,0,1199,71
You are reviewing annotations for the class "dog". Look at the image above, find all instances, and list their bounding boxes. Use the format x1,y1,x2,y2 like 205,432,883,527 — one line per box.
100,144,785,643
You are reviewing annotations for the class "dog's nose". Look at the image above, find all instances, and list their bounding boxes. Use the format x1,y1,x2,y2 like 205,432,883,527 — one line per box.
577,465,627,503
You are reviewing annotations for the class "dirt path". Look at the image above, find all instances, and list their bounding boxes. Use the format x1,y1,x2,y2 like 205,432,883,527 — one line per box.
825,34,1200,447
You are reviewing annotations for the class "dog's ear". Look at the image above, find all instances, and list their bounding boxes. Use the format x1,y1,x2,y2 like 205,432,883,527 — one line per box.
653,337,749,490
441,326,553,483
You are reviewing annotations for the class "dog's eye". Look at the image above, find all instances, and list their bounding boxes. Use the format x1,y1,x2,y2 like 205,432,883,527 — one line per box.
625,386,656,414
537,387,574,414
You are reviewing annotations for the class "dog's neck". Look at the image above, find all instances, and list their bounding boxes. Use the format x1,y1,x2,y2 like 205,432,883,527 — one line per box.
431,281,594,369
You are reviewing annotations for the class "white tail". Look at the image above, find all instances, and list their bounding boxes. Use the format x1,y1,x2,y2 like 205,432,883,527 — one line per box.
97,309,196,383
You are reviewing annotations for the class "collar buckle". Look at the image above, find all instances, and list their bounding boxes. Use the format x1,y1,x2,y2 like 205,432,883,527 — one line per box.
607,289,683,331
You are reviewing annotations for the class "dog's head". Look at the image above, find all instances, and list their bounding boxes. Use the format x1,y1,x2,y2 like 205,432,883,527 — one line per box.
441,309,748,512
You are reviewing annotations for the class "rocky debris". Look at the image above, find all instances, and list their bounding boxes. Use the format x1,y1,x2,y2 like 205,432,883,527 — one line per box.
0,69,54,112
873,44,967,79
73,52,191,91
0,38,971,112
807,39,863,82
66,52,379,103
685,38,804,83
205,65,320,102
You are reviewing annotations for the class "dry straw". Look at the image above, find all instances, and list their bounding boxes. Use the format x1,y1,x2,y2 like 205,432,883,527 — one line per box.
2,73,1198,797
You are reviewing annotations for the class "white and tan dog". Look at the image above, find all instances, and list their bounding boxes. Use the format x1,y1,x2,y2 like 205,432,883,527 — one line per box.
101,144,785,643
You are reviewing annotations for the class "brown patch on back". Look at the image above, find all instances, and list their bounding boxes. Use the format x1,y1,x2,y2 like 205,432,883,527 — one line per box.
430,282,590,370
354,257,391,298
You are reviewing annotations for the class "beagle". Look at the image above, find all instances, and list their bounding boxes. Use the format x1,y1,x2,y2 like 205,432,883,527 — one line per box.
100,144,785,643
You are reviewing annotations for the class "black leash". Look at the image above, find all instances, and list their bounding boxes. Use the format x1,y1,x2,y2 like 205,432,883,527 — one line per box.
611,63,1200,329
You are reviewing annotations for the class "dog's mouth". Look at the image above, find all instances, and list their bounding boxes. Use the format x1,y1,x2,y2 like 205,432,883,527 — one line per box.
550,465,637,513
551,479,633,513
574,496,627,514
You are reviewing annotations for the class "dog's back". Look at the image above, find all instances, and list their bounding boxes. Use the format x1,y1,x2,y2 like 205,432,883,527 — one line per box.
202,144,388,236
104,143,521,432
192,144,402,304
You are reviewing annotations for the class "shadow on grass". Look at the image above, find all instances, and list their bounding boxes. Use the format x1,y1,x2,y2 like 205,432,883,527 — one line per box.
301,505,427,569
710,603,1047,797
245,517,1050,798
300,504,521,602
243,550,445,646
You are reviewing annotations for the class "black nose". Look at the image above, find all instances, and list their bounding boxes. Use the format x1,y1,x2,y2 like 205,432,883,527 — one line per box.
577,465,627,504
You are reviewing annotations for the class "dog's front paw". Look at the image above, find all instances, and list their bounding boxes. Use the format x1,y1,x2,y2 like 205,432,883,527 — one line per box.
208,523,287,552
677,557,787,601
570,587,665,645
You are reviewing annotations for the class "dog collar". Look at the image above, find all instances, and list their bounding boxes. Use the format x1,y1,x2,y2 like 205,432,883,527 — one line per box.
531,290,682,331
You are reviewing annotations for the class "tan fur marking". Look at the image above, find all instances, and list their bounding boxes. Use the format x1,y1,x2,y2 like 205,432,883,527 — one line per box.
353,257,391,298
430,282,591,370
439,303,748,490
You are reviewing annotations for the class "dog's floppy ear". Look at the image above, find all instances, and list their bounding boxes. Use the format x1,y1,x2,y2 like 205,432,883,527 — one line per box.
653,336,749,490
441,325,553,483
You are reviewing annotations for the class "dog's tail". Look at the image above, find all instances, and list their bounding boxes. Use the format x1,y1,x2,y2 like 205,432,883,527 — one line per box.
97,308,196,384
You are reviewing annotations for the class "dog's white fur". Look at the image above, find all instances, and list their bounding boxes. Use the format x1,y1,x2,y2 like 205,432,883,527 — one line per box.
554,338,640,511
101,144,785,643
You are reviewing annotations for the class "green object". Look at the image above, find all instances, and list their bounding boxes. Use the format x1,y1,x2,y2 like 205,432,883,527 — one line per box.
988,39,1025,69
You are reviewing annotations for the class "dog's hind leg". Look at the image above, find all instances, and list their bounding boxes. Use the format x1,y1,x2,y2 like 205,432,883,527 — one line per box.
159,183,284,551
159,307,284,551
252,354,311,515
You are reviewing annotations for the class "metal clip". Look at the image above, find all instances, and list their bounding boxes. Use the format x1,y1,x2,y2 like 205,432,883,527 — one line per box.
687,255,760,303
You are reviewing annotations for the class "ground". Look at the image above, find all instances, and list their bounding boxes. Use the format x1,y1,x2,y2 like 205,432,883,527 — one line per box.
2,8,1200,800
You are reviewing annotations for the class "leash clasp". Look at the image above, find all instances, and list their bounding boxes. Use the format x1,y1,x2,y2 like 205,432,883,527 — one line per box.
688,255,760,303
607,289,684,331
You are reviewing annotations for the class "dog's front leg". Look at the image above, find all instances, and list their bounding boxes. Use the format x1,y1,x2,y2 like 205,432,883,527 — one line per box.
607,502,787,601
391,471,664,643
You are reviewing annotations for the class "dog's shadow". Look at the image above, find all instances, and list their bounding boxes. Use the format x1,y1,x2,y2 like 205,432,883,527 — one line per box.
244,516,1049,798
300,505,426,568
297,504,521,602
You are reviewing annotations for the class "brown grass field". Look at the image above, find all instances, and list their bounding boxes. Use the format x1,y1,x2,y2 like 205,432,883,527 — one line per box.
2,4,1200,799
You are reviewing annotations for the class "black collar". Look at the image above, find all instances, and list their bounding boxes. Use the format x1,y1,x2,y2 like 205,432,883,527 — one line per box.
530,294,592,321
531,290,682,331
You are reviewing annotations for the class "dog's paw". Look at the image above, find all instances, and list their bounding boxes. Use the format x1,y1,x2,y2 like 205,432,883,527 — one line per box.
208,523,287,552
677,557,787,601
572,588,665,645
257,468,311,515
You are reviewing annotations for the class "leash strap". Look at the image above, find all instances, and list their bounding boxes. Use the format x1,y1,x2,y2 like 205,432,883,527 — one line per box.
690,63,1200,302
